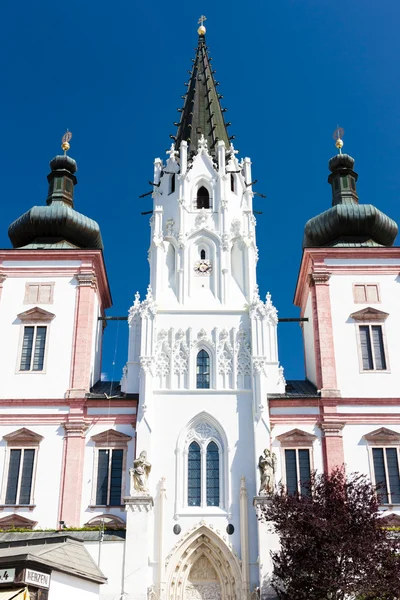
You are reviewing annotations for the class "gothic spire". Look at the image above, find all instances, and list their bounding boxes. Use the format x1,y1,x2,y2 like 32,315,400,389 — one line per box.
173,22,230,156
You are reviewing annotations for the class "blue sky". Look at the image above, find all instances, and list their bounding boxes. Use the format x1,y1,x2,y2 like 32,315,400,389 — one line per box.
1,0,400,382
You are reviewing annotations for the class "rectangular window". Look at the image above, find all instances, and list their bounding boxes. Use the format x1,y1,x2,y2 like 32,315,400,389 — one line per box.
20,326,47,372
353,283,380,303
284,449,311,495
372,447,400,504
25,283,54,304
96,449,123,506
359,325,386,371
5,449,35,505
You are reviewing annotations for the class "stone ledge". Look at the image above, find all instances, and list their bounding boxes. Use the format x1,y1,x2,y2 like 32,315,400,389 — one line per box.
124,495,154,512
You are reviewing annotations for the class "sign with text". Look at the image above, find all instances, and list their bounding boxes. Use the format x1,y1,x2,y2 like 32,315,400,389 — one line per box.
22,569,50,589
0,569,15,583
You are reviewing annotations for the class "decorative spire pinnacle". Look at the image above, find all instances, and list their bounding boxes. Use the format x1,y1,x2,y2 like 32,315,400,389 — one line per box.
197,15,207,36
61,130,72,155
333,126,344,154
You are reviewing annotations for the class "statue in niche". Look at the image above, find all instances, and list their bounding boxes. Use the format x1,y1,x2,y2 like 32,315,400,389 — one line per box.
258,448,277,495
130,451,152,495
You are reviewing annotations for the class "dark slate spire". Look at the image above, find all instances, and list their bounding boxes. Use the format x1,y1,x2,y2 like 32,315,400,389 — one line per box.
8,151,103,250
303,151,398,248
174,26,230,156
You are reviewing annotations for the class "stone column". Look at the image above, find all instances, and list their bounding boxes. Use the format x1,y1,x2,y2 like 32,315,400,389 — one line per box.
124,495,154,600
239,477,250,599
253,497,279,600
320,421,345,472
58,418,87,527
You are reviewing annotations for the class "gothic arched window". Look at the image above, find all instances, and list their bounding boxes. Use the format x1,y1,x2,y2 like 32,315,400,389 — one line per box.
188,441,201,506
230,173,235,192
197,350,210,389
200,249,206,260
206,441,220,506
170,173,175,194
197,186,210,209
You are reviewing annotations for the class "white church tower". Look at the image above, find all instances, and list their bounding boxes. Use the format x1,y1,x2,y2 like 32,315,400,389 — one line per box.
121,19,285,600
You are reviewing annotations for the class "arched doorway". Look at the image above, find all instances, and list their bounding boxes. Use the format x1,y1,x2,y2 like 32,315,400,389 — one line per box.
185,554,221,600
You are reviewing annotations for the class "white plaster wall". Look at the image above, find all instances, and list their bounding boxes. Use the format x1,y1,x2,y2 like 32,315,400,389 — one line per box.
49,570,100,600
80,424,135,525
147,390,259,588
329,272,400,397
0,273,77,398
85,540,125,600
0,422,65,528
303,292,317,386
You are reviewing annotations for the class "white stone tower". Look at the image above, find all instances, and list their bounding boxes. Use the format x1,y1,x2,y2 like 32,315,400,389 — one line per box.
121,21,285,600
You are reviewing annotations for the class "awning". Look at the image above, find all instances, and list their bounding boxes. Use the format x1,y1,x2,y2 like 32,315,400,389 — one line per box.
0,589,28,600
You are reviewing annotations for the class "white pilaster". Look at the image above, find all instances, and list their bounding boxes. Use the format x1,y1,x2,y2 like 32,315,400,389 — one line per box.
124,495,154,600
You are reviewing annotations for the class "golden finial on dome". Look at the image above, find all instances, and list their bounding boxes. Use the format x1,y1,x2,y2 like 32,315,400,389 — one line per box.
61,130,72,155
333,126,344,154
198,15,207,36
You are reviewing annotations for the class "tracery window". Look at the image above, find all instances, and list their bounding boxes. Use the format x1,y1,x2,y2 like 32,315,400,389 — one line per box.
197,186,210,209
196,350,210,389
206,441,220,506
188,441,201,506
187,438,220,507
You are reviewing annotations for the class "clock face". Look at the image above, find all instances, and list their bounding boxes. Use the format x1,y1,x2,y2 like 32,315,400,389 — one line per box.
194,260,212,275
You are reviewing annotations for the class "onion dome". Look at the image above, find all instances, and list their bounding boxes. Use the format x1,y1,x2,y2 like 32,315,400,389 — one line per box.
8,151,103,250
303,152,398,248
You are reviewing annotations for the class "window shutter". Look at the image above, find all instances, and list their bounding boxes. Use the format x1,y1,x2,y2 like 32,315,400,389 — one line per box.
20,327,34,371
19,449,35,504
188,442,201,506
39,285,52,303
354,285,367,302
32,327,47,371
385,448,400,504
371,326,386,370
96,449,109,505
5,450,22,504
359,326,373,370
372,448,388,503
109,449,123,505
285,449,298,495
366,285,379,303
206,441,220,507
298,449,311,496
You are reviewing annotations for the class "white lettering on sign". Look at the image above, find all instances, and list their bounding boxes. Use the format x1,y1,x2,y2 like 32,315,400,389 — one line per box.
24,569,50,589
0,569,15,583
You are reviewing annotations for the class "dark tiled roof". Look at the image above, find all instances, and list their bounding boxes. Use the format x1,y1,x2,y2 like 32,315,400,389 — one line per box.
268,379,319,399
0,531,125,544
86,381,137,400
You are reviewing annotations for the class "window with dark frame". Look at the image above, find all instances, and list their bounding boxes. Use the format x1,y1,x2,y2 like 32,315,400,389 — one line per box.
284,448,311,496
188,441,201,506
359,324,387,371
200,249,206,260
196,349,210,389
230,173,235,192
206,441,220,506
170,174,175,194
5,448,35,505
372,447,400,504
20,326,47,371
96,448,123,506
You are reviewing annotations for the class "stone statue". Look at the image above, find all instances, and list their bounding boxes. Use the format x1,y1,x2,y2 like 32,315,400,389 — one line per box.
258,448,277,495
130,450,152,495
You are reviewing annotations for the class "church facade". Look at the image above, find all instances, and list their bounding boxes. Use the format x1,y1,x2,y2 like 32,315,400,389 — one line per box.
0,21,399,600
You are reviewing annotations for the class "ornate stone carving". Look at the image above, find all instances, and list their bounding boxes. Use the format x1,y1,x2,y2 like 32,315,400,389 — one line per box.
184,583,221,600
165,218,175,236
217,329,233,376
129,451,152,495
173,329,189,376
236,328,252,377
140,356,154,374
258,449,277,495
277,365,286,387
189,556,218,581
230,218,241,237
195,208,210,230
221,233,229,251
155,329,171,377
252,357,267,375
140,285,157,318
128,291,141,324
247,286,278,324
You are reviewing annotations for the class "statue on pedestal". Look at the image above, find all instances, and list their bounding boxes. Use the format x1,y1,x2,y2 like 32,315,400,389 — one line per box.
258,448,277,495
130,450,152,495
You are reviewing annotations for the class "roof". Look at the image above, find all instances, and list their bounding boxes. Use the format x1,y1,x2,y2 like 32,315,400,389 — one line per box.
174,33,230,155
268,379,319,399
0,531,125,543
86,380,138,400
0,535,106,584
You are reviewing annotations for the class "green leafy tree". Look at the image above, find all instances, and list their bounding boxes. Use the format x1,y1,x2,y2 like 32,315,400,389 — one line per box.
259,468,400,600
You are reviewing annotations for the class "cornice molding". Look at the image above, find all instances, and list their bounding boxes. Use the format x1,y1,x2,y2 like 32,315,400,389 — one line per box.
3,427,44,446
276,428,317,447
350,307,389,322
363,427,400,445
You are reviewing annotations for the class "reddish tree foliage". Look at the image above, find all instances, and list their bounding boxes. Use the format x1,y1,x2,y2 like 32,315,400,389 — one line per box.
259,468,400,600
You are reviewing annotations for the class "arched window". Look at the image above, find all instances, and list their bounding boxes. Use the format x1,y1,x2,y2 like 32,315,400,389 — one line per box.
197,350,210,389
197,186,210,209
200,249,206,260
230,173,235,193
188,441,201,506
206,441,220,506
170,173,175,194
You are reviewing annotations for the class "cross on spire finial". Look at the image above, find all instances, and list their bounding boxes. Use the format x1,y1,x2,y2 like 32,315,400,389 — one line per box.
197,15,207,36
198,15,207,26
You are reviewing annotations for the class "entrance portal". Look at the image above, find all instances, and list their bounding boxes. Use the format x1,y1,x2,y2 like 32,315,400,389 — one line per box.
184,555,222,600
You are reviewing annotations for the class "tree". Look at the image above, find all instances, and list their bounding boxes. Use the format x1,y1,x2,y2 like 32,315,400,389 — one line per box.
259,468,400,600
